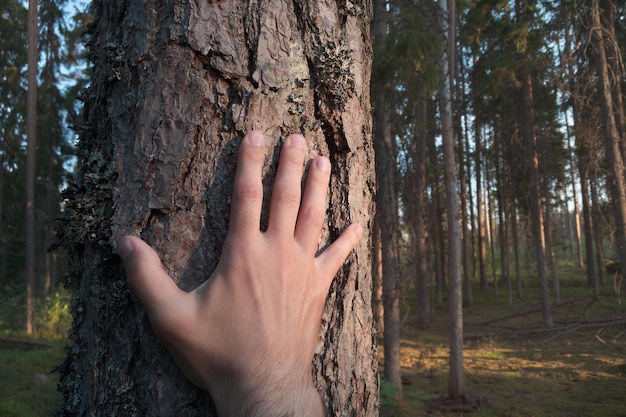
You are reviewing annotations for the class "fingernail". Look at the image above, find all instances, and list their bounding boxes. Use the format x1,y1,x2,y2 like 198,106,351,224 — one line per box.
353,223,363,239
287,134,307,150
246,131,264,146
117,237,134,261
315,156,331,173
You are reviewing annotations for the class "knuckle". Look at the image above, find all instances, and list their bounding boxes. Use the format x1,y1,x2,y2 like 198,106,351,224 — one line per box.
235,183,263,203
274,188,300,206
300,206,325,226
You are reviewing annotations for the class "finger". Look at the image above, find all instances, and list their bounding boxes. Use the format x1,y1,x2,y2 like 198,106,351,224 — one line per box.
295,156,331,253
267,134,307,236
118,236,183,316
315,223,363,287
229,131,266,236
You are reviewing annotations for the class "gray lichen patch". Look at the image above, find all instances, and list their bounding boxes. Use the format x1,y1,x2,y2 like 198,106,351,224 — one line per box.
312,35,355,111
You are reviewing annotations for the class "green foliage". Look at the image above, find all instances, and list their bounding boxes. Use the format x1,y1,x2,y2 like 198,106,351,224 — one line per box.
373,0,442,102
379,377,400,407
408,389,438,408
0,285,72,339
37,289,72,339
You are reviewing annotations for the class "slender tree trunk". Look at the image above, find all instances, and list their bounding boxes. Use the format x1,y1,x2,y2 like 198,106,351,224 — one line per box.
590,175,606,286
543,201,560,304
590,0,626,275
0,154,4,287
601,0,626,163
511,208,523,299
474,115,488,290
520,66,553,327
25,0,38,335
414,96,430,326
439,0,464,402
461,84,476,304
373,101,402,401
373,0,402,402
372,219,384,336
494,129,511,303
429,130,445,304
567,126,584,268
433,195,444,304
497,180,511,305
459,115,472,308
580,169,599,293
566,18,593,280
485,162,498,298
56,1,378,415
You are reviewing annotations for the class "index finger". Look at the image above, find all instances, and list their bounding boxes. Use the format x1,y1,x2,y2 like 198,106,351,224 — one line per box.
228,131,266,236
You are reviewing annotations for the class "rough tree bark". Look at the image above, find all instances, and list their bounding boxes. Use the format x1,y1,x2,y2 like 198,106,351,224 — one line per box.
55,1,378,416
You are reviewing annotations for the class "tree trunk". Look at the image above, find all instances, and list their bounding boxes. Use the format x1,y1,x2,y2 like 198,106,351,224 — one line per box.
567,130,584,269
494,128,511,304
601,0,626,164
414,96,430,326
580,167,599,294
590,176,606,286
474,116,488,291
56,1,378,415
485,161,498,298
566,19,595,285
458,111,472,308
372,218,384,336
520,66,553,328
511,208,523,299
543,200,560,305
372,0,402,402
590,0,626,276
24,0,37,335
438,0,465,402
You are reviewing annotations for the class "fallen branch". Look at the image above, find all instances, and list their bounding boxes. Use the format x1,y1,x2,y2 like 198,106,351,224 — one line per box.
474,296,599,326
0,336,53,349
465,318,626,341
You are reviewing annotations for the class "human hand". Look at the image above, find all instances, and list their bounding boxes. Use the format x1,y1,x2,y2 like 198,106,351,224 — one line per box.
117,131,362,417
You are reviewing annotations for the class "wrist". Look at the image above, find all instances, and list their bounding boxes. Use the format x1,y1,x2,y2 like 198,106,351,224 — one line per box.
211,369,325,417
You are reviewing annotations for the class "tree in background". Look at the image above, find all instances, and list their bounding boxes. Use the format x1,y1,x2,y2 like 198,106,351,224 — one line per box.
25,0,38,334
55,1,378,415
438,0,466,402
0,1,27,293
0,0,85,333
589,0,626,280
373,0,403,404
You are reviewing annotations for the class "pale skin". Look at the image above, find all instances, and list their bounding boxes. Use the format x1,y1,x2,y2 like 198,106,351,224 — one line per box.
117,131,362,417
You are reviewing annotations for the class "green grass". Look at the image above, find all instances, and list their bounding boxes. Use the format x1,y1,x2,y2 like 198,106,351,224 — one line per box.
0,338,64,417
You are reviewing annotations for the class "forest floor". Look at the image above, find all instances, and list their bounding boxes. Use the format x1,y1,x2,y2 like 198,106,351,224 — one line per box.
387,261,626,417
1,263,625,417
0,337,64,417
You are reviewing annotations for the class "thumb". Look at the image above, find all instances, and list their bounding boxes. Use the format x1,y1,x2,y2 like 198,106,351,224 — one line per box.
117,236,183,316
